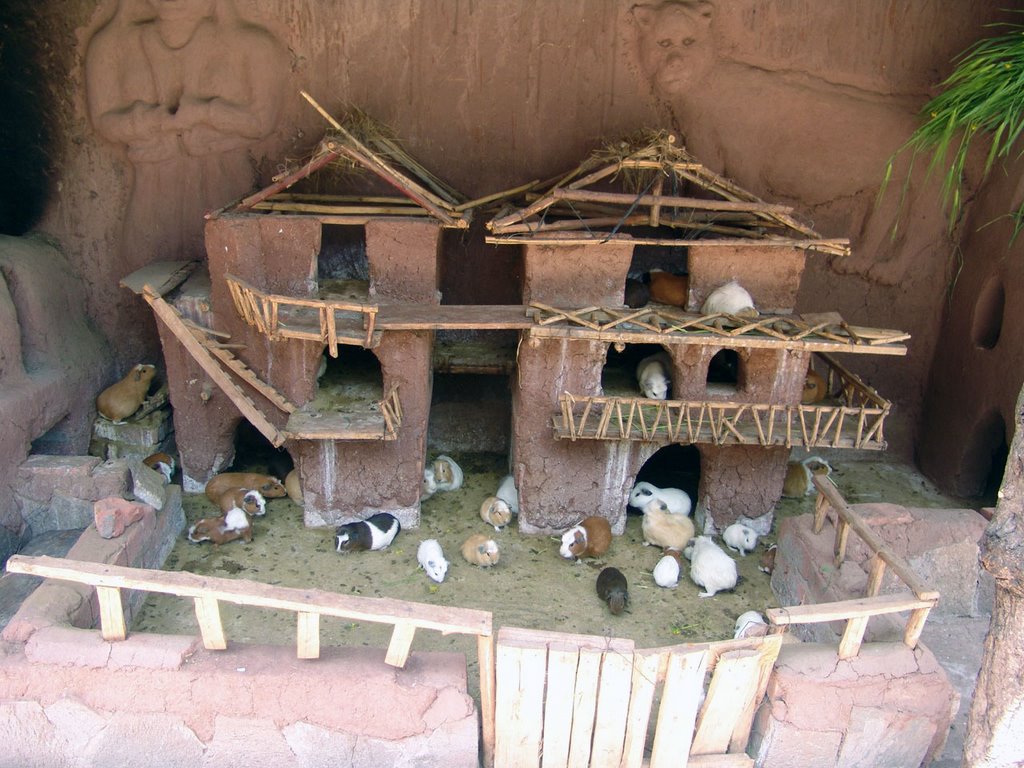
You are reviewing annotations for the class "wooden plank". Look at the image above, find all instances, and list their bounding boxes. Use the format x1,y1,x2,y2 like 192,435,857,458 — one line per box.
621,650,663,768
6,555,493,637
497,626,634,654
590,649,634,766
120,260,197,297
649,649,707,768
541,643,580,768
687,756,755,767
729,636,782,754
96,586,126,641
479,635,497,768
376,304,534,330
692,650,763,756
903,607,932,649
838,616,869,659
551,188,795,215
204,344,296,414
495,640,547,768
193,595,227,650
296,611,320,659
284,408,389,441
486,234,848,254
144,290,286,448
385,622,417,668
566,648,602,768
766,594,935,626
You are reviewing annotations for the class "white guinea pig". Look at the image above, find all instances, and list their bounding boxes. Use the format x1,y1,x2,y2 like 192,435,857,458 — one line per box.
636,351,672,400
629,481,692,517
687,535,738,598
734,610,768,639
653,553,681,588
722,523,759,556
701,280,757,317
421,466,438,502
496,474,519,516
417,539,449,583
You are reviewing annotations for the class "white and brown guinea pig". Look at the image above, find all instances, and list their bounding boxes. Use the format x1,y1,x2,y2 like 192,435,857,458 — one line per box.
96,363,157,422
218,488,266,517
781,456,833,498
142,451,175,484
187,514,250,546
462,534,500,567
335,513,401,553
205,472,287,504
559,516,612,560
431,455,464,492
641,500,695,550
480,496,512,531
802,367,827,404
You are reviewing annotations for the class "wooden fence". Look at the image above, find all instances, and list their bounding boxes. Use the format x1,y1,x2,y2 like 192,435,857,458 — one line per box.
765,476,940,659
494,626,781,768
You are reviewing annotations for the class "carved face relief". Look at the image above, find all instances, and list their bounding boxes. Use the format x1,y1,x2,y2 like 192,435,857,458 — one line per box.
632,1,714,95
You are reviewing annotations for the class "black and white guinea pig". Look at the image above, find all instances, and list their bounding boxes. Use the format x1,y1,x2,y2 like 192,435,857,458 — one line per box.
335,512,401,553
722,522,758,556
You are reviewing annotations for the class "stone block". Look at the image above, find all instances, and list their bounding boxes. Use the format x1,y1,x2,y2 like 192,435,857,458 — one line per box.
81,712,205,767
16,455,102,502
204,717,301,768
129,459,167,511
91,407,172,448
84,459,131,500
25,625,111,668
93,497,151,539
107,632,199,671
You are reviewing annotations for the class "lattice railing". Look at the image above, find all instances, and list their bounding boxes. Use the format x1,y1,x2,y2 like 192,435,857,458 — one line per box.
379,386,403,439
528,303,910,352
226,274,378,354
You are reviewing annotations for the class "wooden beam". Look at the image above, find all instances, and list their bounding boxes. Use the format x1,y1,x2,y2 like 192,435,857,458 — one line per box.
766,593,936,626
297,611,320,659
384,622,417,668
194,595,227,650
478,634,497,768
96,586,126,641
551,187,795,214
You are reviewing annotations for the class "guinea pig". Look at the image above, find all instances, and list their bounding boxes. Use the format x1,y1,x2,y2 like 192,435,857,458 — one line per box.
641,500,695,550
142,451,175,484
284,469,303,505
686,535,738,598
636,351,672,400
96,363,157,423
781,456,833,498
722,522,758,556
431,455,464,492
734,610,768,639
759,543,778,575
648,269,690,308
461,534,500,567
628,481,692,516
624,276,650,309
187,513,250,546
335,512,401,553
802,367,827,404
204,472,287,504
653,552,681,588
421,466,438,501
480,496,512,531
558,516,612,560
218,488,266,517
596,566,629,615
700,280,757,318
496,474,519,516
417,539,449,583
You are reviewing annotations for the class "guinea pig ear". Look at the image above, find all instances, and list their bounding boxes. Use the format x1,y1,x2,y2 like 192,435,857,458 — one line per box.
477,544,488,555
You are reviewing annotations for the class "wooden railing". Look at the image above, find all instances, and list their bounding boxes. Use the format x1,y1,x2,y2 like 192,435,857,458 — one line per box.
766,477,940,659
226,274,379,354
5,554,497,764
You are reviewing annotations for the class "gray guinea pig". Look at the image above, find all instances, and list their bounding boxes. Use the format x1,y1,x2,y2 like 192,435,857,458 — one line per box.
335,513,401,553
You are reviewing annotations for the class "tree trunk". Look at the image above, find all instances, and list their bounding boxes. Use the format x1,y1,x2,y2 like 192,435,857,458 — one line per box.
962,387,1024,767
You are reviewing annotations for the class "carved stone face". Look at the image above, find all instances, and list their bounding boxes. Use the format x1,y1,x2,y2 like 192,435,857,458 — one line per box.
632,1,714,95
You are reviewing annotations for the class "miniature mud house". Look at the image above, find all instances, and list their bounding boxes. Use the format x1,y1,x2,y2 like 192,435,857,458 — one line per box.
485,133,909,535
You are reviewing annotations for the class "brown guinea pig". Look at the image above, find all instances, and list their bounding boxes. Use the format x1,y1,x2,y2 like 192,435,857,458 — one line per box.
204,472,286,504
648,269,690,308
558,516,612,560
781,456,832,498
462,534,500,567
759,543,778,575
96,364,157,422
187,512,251,546
480,496,512,531
142,451,176,484
802,368,827,404
596,566,629,615
218,488,266,517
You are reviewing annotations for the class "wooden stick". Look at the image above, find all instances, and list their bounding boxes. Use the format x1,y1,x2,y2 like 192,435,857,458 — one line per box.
552,187,795,214
231,146,341,212
456,179,540,212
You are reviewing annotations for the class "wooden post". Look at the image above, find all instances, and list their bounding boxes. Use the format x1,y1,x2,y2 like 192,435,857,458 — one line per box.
478,634,497,768
193,595,227,650
865,556,887,597
833,517,851,567
297,611,320,659
96,586,127,641
384,622,417,667
903,606,933,649
838,616,869,659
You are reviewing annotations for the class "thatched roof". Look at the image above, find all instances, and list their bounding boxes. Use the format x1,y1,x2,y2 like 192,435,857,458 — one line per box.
485,131,849,256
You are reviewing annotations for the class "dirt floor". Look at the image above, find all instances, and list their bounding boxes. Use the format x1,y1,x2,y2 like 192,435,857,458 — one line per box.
132,452,973,704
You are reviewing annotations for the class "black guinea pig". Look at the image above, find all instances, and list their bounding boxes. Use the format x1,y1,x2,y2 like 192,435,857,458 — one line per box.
596,566,629,615
335,512,401,553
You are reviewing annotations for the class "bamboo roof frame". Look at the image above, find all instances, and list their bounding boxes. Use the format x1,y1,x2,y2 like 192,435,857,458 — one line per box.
486,131,849,257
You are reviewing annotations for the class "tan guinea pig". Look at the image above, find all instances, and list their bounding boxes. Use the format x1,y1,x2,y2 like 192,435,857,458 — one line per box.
462,534,500,567
648,269,690,308
479,496,512,531
802,368,827,404
558,516,612,560
284,469,303,505
204,472,286,504
96,364,157,422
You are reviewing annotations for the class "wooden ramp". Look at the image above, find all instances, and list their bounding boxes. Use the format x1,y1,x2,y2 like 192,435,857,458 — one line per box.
494,627,781,768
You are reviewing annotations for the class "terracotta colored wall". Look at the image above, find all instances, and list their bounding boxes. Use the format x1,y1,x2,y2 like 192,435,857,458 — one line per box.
18,0,1017,475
